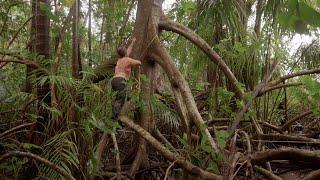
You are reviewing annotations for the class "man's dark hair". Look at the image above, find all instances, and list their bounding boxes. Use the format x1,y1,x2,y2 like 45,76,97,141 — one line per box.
117,47,127,57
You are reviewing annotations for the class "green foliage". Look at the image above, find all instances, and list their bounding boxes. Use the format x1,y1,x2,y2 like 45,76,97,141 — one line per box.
39,130,79,179
215,130,229,148
89,114,120,134
215,87,235,117
60,0,75,7
296,40,320,69
1,0,320,178
278,0,320,33
198,124,224,173
293,76,320,114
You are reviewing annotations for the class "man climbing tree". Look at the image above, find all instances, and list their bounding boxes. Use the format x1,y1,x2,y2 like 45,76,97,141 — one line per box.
111,37,141,119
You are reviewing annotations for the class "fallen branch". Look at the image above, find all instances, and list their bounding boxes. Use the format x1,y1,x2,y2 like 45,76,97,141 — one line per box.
164,160,177,180
0,151,76,180
96,133,109,163
249,148,320,166
258,121,283,133
239,130,253,178
111,133,121,179
256,134,320,144
119,115,222,180
254,166,283,180
153,129,175,151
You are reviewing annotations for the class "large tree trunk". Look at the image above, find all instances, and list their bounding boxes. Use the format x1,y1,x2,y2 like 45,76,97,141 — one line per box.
125,0,221,177
88,0,92,67
29,0,51,145
127,0,162,176
71,0,87,178
22,0,51,179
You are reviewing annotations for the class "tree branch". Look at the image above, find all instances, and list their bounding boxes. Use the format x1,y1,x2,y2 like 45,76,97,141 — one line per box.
258,82,303,97
0,122,35,139
256,134,320,144
228,61,278,136
151,37,220,152
268,68,320,87
0,151,76,180
0,57,41,69
249,148,320,166
111,133,121,179
258,121,283,133
159,17,244,99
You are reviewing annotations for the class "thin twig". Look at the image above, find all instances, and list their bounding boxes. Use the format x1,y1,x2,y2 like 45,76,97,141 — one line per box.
0,122,35,139
258,82,303,96
111,133,121,180
164,160,177,180
228,61,278,137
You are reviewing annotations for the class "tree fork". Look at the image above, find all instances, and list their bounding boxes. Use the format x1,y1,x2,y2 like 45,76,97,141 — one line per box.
150,37,220,152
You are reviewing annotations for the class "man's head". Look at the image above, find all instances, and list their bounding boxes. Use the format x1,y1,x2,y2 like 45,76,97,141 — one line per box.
117,47,127,57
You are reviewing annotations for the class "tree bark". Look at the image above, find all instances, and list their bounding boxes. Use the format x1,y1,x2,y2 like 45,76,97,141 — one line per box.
254,0,265,35
88,0,92,67
127,0,163,175
27,0,51,146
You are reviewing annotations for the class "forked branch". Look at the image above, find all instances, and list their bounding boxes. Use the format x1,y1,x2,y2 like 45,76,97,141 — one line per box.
151,37,220,152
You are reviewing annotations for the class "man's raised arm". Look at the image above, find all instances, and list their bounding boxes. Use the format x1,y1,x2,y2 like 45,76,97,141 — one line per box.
126,37,136,57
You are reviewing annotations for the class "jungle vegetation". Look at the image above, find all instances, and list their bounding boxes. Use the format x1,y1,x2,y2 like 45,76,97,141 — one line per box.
1,0,320,179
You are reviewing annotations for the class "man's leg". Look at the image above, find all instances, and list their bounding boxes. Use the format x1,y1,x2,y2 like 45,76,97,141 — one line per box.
111,77,126,119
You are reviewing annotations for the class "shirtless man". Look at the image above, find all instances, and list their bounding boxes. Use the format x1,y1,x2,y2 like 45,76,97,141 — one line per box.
111,38,141,118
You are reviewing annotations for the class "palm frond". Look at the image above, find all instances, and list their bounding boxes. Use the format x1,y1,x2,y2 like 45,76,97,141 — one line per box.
296,40,320,69
38,130,79,179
